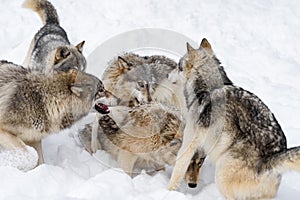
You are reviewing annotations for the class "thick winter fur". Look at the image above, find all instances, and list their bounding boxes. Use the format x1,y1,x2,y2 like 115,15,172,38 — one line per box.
168,38,300,199
80,103,183,174
102,53,182,108
0,60,106,168
79,104,204,186
22,0,86,73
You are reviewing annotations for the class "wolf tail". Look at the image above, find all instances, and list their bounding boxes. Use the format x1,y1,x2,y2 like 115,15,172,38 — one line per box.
266,146,300,174
23,0,59,25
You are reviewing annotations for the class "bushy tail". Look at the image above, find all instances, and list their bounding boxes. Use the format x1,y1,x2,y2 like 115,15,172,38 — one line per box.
266,146,300,173
22,0,59,25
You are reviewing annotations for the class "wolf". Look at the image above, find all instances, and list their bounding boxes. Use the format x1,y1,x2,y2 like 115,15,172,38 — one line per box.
102,53,182,108
22,0,86,74
79,103,204,187
0,60,107,170
168,38,300,199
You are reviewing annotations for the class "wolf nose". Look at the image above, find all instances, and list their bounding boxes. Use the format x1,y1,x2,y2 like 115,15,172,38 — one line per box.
188,183,197,188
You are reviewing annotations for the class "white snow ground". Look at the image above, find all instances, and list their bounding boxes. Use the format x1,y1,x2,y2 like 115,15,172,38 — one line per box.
0,0,300,199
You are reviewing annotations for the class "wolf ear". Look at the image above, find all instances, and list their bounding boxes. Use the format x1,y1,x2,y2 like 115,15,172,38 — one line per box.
187,42,196,54
70,84,84,97
76,41,85,53
200,38,213,54
117,56,132,72
54,47,70,64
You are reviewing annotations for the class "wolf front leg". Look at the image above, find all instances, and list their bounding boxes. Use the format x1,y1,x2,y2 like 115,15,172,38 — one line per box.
0,130,38,171
91,114,101,153
168,121,200,190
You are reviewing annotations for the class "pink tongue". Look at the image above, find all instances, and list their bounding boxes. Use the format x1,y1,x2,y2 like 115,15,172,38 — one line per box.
95,103,110,114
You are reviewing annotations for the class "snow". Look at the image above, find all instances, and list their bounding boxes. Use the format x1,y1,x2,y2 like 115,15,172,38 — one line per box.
0,146,38,172
0,0,300,199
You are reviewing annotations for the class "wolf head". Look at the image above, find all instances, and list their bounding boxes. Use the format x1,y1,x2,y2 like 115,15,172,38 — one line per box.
113,58,176,106
52,41,86,72
184,151,205,188
172,38,232,89
45,69,107,129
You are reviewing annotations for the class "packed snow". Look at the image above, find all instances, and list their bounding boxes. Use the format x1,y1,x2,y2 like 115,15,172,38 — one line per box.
0,0,300,199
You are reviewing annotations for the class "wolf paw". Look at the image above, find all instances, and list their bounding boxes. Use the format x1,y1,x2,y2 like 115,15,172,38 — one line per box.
98,115,119,132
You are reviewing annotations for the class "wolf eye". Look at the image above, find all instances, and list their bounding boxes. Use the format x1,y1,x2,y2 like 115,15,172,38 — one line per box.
137,81,145,88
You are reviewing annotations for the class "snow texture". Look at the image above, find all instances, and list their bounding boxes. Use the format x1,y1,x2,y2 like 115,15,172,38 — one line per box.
0,146,38,172
0,0,300,199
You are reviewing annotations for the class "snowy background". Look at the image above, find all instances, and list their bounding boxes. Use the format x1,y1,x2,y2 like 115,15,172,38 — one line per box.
1,0,300,199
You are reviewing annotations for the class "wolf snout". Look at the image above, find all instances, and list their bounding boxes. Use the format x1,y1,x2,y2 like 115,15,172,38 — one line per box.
96,89,121,106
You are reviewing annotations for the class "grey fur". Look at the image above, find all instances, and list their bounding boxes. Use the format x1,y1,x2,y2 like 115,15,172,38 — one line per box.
79,103,204,186
0,60,105,166
102,53,179,107
79,103,183,175
168,39,300,199
23,0,86,73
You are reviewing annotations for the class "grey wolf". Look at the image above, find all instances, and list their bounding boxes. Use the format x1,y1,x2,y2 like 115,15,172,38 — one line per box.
168,38,300,199
79,103,204,187
0,60,106,170
102,53,181,108
22,0,86,73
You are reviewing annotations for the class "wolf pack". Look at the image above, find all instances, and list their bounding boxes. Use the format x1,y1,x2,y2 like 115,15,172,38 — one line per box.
0,0,300,199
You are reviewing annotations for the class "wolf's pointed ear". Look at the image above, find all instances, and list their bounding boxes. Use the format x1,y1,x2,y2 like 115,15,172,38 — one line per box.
187,42,196,54
70,84,84,97
54,47,70,64
200,38,213,54
76,41,85,53
117,56,131,72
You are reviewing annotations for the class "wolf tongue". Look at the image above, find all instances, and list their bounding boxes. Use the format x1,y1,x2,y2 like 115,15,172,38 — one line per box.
95,103,110,114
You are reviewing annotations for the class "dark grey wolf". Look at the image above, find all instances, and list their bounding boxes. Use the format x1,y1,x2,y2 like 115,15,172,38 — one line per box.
0,60,106,170
22,0,86,73
79,103,204,187
168,38,300,199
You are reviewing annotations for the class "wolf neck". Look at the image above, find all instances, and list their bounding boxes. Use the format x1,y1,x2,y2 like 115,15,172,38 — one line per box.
184,59,227,111
196,58,226,89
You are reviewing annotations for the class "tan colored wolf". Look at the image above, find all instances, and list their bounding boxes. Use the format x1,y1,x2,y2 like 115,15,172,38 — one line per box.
22,0,86,73
79,103,204,187
0,60,106,170
168,38,300,199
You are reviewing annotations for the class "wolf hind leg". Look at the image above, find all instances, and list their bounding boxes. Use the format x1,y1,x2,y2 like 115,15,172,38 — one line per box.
215,153,281,200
